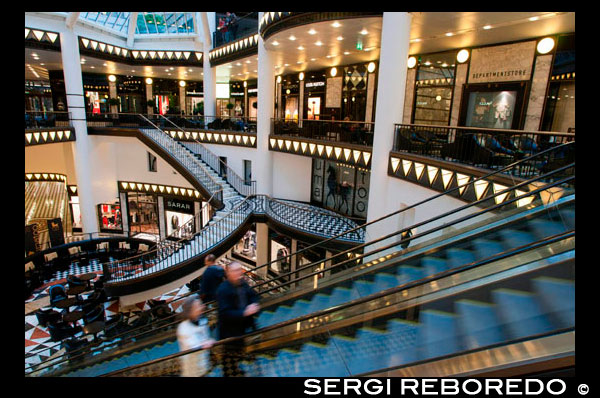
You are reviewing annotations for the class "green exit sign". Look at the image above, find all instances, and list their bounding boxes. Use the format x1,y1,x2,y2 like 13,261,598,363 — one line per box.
356,41,363,51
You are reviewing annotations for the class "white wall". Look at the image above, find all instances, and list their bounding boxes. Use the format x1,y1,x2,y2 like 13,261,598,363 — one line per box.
202,143,258,180
25,142,77,183
272,152,312,202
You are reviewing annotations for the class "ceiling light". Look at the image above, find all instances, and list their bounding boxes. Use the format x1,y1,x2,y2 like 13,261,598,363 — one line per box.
284,63,289,66
39,63,44,65
483,25,492,30
179,80,186,87
145,78,153,84
315,41,323,46
131,70,135,72
277,76,282,83
529,16,539,21
246,60,251,63
108,75,116,82
297,46,305,50
189,69,193,72
367,62,376,73
343,51,350,55
364,47,373,52
310,58,316,61
332,21,341,28
31,53,38,57
537,37,555,54
272,40,279,45
168,73,171,76
456,49,470,63
299,72,304,81
289,35,296,40
411,38,421,43
236,63,242,66
360,29,368,35
253,70,257,72
308,29,317,35
424,61,431,66
90,66,95,69
170,67,175,70
407,56,417,68
436,61,442,64
330,67,337,77
297,61,303,64
337,36,344,41
445,32,454,37
441,63,448,67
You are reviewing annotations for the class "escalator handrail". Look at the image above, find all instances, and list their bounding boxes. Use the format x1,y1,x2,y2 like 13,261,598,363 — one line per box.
235,142,575,280
101,230,575,377
26,167,574,375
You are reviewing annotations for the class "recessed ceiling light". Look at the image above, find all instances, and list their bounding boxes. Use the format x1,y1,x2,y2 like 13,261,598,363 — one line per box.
310,58,316,61
131,70,135,72
284,63,289,66
360,29,368,35
424,61,431,66
483,25,492,30
80,61,85,64
289,35,296,40
337,36,344,41
332,21,341,28
168,73,171,75
228,65,233,68
40,63,44,65
189,69,193,72
411,38,421,43
236,63,242,66
364,47,373,52
90,66,95,69
442,63,448,67
31,53,38,57
308,29,317,35
253,70,257,72
245,60,251,63
315,41,323,46
272,40,279,45
297,61,303,64
445,32,454,37
298,46,305,50
343,51,350,55
529,16,539,21
437,61,442,64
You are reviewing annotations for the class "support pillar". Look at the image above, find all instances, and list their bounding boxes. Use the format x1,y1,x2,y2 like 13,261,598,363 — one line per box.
201,12,216,117
365,12,412,255
290,238,298,287
256,11,275,195
255,222,269,280
60,29,98,235
108,80,118,114
146,81,154,115
179,84,186,114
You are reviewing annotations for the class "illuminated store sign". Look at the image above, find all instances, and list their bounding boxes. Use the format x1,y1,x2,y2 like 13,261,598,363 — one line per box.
305,82,325,88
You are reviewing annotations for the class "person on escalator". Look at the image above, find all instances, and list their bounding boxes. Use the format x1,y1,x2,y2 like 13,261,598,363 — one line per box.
199,254,225,303
177,296,215,377
216,261,260,377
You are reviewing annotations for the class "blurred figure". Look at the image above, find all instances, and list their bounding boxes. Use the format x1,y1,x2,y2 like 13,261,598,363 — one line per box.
177,296,215,377
216,262,260,376
200,254,225,303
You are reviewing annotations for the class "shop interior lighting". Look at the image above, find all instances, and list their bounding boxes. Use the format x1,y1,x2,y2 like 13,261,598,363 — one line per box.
308,29,317,35
332,21,341,28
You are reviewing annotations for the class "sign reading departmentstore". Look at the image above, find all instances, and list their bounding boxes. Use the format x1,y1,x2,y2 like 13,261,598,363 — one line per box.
468,41,536,84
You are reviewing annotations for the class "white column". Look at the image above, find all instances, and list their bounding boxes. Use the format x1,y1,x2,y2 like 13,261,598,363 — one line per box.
365,12,412,253
201,12,216,117
60,29,98,235
256,12,275,195
298,81,305,127
146,82,154,115
255,223,269,280
120,192,129,235
158,196,166,239
244,84,248,118
290,238,298,286
108,80,118,114
179,85,186,114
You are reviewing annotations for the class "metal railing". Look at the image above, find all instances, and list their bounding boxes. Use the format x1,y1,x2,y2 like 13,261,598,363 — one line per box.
393,123,575,176
162,115,257,133
26,144,575,377
213,12,258,48
158,115,256,197
25,111,71,129
272,118,375,147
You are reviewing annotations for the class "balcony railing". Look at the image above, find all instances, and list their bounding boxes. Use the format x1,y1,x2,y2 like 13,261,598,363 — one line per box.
271,118,375,147
213,12,258,48
393,123,575,172
25,111,71,129
85,112,256,133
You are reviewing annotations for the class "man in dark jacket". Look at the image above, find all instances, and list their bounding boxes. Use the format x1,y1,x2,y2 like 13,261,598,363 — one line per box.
216,261,260,376
199,254,224,303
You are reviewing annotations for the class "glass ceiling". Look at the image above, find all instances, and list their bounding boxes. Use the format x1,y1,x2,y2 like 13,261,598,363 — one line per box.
79,12,195,35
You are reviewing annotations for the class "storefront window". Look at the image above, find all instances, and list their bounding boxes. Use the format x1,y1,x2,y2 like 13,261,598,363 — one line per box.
69,195,82,232
165,197,195,239
342,64,368,122
465,90,518,129
413,51,456,125
127,192,159,235
232,228,257,263
311,159,369,219
97,202,123,232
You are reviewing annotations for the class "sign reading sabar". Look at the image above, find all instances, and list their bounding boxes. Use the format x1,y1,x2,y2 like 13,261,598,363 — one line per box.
468,41,536,84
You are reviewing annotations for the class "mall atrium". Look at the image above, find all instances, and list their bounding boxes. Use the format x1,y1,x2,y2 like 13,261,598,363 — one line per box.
25,12,575,377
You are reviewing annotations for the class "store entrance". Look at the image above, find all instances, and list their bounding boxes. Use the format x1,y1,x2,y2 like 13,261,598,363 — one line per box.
127,192,159,236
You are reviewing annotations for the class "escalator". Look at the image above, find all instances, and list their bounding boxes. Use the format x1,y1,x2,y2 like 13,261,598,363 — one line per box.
26,143,574,377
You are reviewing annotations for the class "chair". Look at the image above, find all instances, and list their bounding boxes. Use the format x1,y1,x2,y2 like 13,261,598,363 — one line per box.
148,299,172,319
138,244,149,254
43,252,58,279
48,321,81,342
49,284,68,307
68,246,82,262
104,313,127,338
62,337,90,361
35,307,62,327
118,241,131,259
83,304,105,325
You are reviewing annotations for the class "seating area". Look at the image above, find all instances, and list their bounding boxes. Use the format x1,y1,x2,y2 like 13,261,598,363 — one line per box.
273,119,374,146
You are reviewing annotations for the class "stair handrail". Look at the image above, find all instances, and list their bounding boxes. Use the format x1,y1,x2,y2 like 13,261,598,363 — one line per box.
158,114,257,197
137,114,225,197
26,160,574,376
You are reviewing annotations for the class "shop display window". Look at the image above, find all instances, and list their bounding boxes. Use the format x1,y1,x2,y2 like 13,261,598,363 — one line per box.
413,51,456,126
233,229,257,263
127,192,159,236
97,202,123,232
164,197,195,239
465,90,517,129
69,195,82,232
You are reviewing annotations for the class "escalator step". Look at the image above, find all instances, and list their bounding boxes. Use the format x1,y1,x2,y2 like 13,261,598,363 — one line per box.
265,305,294,326
327,287,361,308
419,310,462,360
561,209,575,230
455,299,505,349
421,256,448,276
471,239,505,260
492,288,555,339
396,266,425,284
288,299,312,321
352,279,378,297
528,218,567,240
373,273,401,292
497,229,537,251
383,319,420,369
532,277,575,328
446,248,476,269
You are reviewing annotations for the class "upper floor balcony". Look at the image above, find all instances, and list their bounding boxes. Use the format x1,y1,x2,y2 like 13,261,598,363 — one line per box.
213,12,258,49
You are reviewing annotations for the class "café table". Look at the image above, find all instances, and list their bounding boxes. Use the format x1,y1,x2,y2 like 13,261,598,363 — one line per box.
63,310,83,324
78,273,98,289
67,285,87,296
83,320,105,344
53,297,79,313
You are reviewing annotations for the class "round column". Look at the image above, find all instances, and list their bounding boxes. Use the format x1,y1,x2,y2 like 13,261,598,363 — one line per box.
365,12,412,249
256,11,275,195
60,29,98,235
